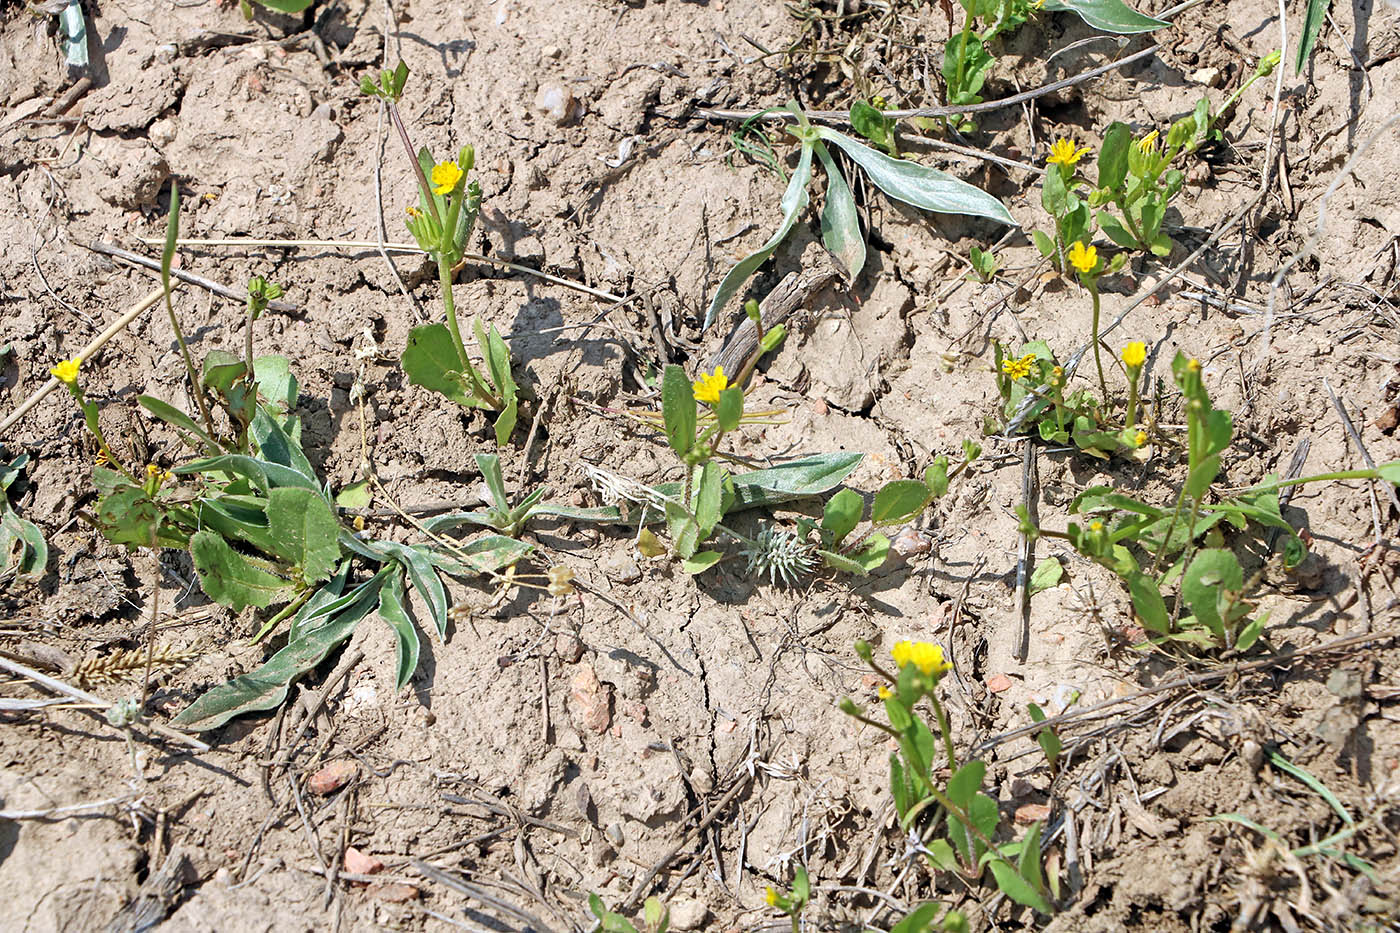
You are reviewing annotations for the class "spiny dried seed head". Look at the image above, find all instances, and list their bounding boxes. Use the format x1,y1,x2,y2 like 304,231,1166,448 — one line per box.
741,525,816,587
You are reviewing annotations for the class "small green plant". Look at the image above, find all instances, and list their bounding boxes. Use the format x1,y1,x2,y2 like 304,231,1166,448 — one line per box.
850,98,899,156
1027,703,1062,776
891,903,969,933
237,0,312,19
967,245,998,282
707,99,1014,328
0,452,47,582
764,864,810,933
804,440,982,576
588,894,669,933
992,339,1148,459
361,63,519,446
1020,353,1400,652
842,640,1055,914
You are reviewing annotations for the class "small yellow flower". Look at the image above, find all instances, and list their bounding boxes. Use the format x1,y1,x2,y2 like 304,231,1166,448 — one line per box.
1121,341,1146,369
1068,241,1098,275
765,887,781,907
691,365,728,405
907,641,951,678
547,565,575,597
94,450,109,467
871,95,888,110
405,205,422,219
1046,137,1091,167
50,357,82,385
1050,365,1064,385
146,463,160,478
1136,130,1160,154
1090,520,1104,533
1187,358,1201,372
353,515,366,531
1001,353,1035,381
1134,430,1148,447
161,470,174,484
891,640,913,668
877,685,891,700
430,160,464,195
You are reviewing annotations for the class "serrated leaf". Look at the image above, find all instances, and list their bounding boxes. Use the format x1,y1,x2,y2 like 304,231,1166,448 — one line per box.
814,140,866,279
816,128,1015,225
266,487,340,585
1042,0,1167,33
705,142,814,329
190,530,292,611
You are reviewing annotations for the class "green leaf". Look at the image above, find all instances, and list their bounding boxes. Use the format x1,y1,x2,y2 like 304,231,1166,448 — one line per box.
493,399,518,447
852,533,890,572
1018,820,1045,896
1042,0,1167,33
665,500,700,560
890,903,942,933
661,365,697,457
821,488,863,547
814,140,866,279
694,462,727,538
925,457,950,498
250,404,316,483
849,99,893,150
705,143,814,329
1181,548,1244,639
250,0,314,12
402,323,478,408
1376,461,1400,485
202,350,247,394
1098,122,1131,191
161,185,179,293
1097,212,1138,249
1295,0,1329,73
475,453,511,513
173,571,386,730
947,761,985,809
1032,229,1056,257
727,453,863,508
177,454,317,494
716,386,744,434
138,395,216,451
370,541,449,639
1126,570,1170,634
1028,557,1063,596
1268,749,1352,824
816,128,1015,225
377,572,419,690
871,480,932,526
423,535,534,576
335,479,372,510
190,530,292,611
682,550,723,574
266,487,341,585
989,857,1053,913
1185,453,1221,501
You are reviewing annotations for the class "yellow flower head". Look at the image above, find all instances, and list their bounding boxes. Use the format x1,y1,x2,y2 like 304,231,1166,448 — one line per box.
146,463,160,478
1137,130,1160,155
1051,365,1064,385
1000,353,1035,381
50,357,82,385
1047,137,1091,167
1068,241,1098,275
405,205,422,219
892,640,951,678
1121,341,1146,369
430,160,464,195
765,887,781,907
692,365,728,405
1187,357,1201,373
1134,430,1148,447
877,685,891,700
1090,520,1104,533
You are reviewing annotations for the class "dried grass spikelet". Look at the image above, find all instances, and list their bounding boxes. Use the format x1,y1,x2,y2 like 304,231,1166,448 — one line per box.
71,645,200,687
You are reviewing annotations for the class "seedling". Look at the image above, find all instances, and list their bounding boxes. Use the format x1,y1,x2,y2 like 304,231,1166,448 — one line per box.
0,453,46,582
588,894,669,933
967,245,998,282
362,63,519,446
765,864,810,933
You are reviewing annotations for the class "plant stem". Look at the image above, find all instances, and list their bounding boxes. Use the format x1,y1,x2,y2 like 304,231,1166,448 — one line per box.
162,286,219,447
1125,367,1141,431
438,257,470,370
928,693,958,772
387,103,441,228
1240,468,1384,495
1089,283,1107,400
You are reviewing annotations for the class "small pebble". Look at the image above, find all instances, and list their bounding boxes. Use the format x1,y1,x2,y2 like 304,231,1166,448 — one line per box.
343,846,384,875
307,760,357,795
534,83,581,125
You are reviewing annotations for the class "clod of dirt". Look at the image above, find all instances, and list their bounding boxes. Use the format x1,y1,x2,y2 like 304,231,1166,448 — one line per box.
343,846,384,875
534,83,581,126
367,882,419,902
1015,803,1051,824
667,898,709,931
307,760,357,795
86,62,180,132
96,140,168,209
569,664,613,734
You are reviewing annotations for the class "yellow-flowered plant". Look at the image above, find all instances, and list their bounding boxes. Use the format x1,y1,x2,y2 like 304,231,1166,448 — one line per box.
1046,137,1091,166
691,365,728,405
1000,353,1035,380
361,62,517,445
50,357,81,385
842,637,1055,914
763,865,809,933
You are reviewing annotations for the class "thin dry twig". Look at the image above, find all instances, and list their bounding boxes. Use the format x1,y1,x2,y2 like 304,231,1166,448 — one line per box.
87,242,298,311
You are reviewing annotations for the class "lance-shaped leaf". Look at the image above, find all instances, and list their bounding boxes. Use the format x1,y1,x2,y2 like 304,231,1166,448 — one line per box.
704,143,814,330
814,140,866,279
816,128,1015,226
377,572,420,690
1042,0,1167,33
